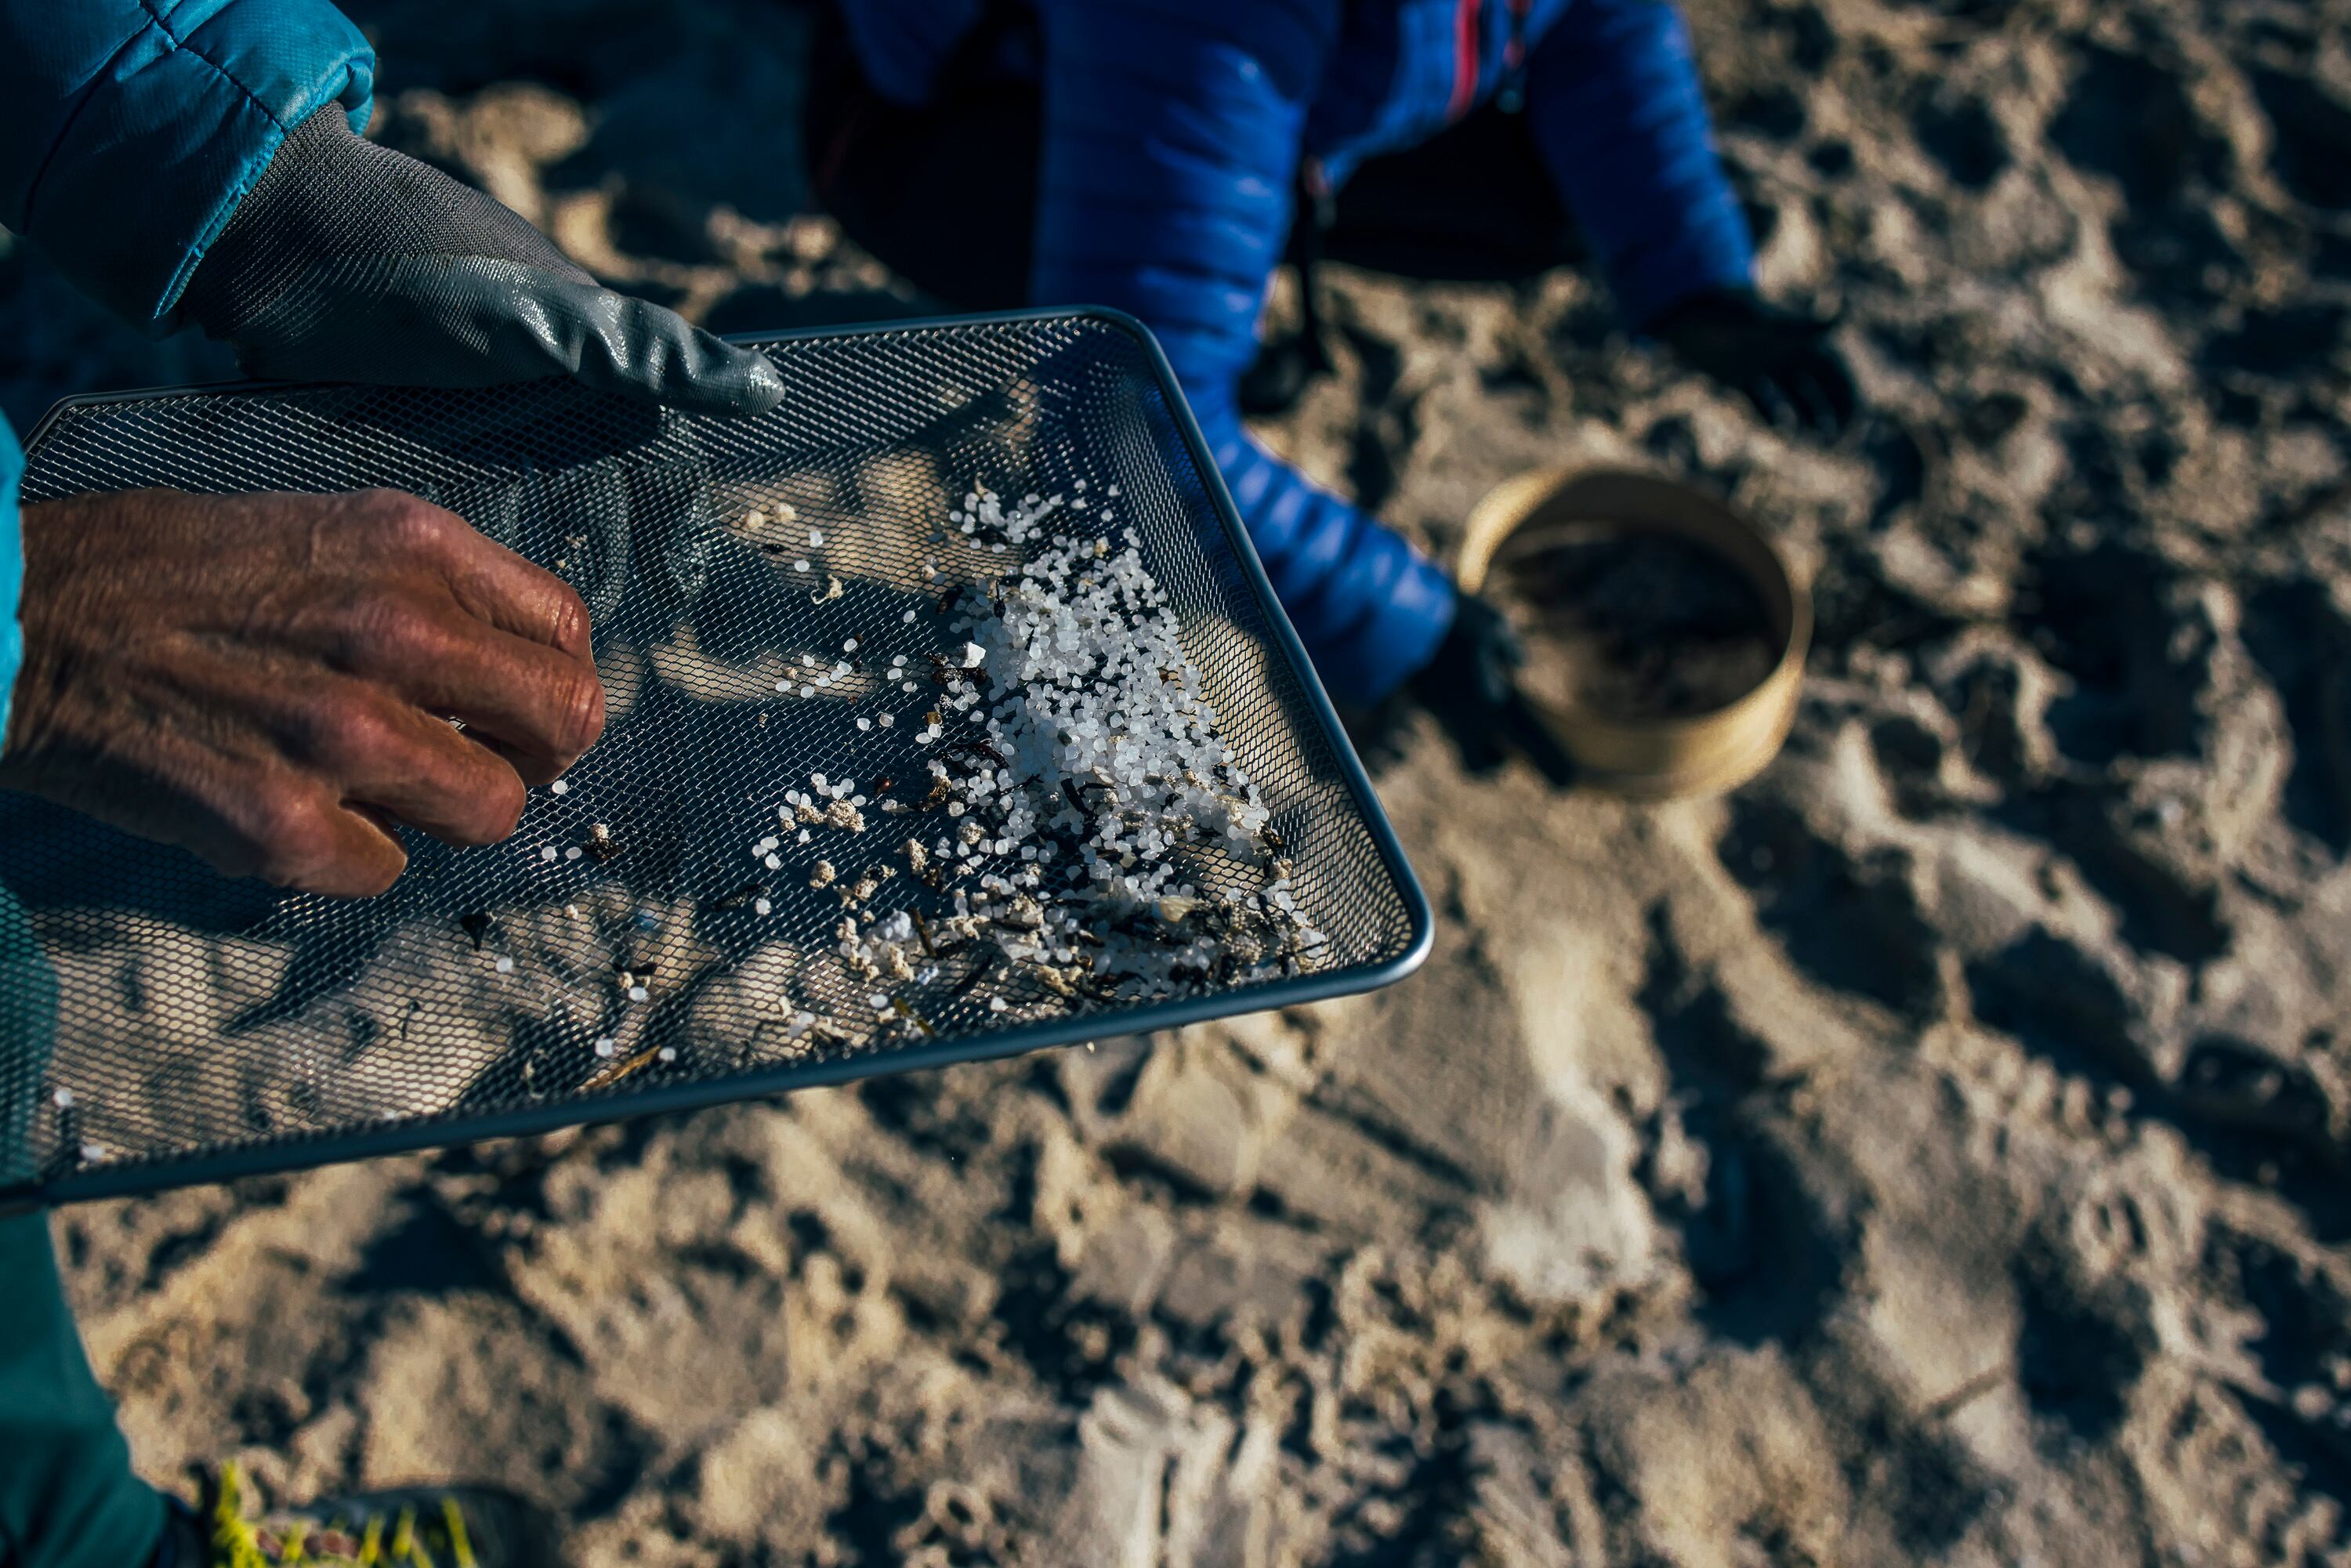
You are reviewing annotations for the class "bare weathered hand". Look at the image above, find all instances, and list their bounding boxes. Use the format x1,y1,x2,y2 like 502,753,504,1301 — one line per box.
0,488,606,897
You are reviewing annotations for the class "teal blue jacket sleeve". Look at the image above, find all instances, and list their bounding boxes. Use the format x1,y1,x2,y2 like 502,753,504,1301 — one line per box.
0,414,21,755
0,0,376,330
0,415,55,1191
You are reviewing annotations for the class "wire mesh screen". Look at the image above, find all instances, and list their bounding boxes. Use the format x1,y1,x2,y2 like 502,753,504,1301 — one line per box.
2,310,1426,1204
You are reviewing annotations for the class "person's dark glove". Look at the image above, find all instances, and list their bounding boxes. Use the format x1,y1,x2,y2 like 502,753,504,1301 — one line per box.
1409,592,1577,785
179,107,784,418
1650,288,1858,441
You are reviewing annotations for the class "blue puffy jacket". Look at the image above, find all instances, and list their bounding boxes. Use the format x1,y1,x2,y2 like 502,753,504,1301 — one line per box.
842,0,1755,703
0,0,377,744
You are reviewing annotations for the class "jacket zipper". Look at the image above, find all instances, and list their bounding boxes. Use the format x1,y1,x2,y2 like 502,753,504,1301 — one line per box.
1500,0,1533,112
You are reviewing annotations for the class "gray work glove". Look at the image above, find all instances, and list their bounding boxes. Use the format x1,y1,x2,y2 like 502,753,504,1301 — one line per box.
179,106,784,417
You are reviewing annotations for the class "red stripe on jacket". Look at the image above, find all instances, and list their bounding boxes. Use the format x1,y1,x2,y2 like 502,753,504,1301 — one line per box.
1448,0,1479,121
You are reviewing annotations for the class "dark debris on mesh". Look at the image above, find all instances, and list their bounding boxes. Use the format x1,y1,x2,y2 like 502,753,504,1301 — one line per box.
2,317,1415,1198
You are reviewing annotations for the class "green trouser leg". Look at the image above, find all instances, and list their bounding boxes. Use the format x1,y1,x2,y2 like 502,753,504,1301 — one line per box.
0,867,165,1568
0,1210,166,1568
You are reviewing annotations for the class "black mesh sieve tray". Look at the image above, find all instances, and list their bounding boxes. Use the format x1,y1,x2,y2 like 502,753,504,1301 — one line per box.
0,310,1429,1205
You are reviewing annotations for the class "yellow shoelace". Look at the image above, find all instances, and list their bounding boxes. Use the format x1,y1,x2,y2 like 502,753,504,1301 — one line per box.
207,1463,478,1568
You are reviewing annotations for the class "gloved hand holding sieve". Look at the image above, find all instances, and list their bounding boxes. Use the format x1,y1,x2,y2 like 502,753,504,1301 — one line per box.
178,106,786,418
177,107,777,636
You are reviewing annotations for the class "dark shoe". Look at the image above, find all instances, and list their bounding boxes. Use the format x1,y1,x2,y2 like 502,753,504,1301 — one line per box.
168,1461,560,1567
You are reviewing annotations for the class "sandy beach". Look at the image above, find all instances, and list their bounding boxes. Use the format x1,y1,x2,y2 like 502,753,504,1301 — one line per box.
5,0,2349,1560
